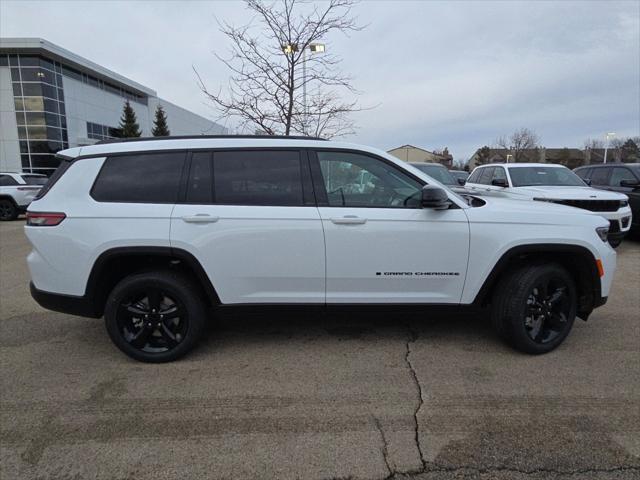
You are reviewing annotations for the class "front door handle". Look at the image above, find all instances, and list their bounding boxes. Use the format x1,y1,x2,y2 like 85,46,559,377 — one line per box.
181,214,220,223
330,216,367,225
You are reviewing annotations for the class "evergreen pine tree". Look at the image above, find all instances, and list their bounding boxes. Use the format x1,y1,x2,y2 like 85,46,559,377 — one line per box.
119,100,142,137
152,105,171,137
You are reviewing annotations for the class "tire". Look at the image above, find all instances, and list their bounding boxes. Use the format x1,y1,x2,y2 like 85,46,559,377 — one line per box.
0,199,18,221
491,263,577,354
104,270,207,362
608,238,622,248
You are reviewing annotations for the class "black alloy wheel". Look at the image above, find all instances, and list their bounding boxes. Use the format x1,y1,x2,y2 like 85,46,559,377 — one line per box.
524,278,572,345
117,289,188,353
0,199,17,221
105,271,207,362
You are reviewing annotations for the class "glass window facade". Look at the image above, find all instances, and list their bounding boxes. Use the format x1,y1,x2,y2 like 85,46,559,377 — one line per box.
87,122,122,141
9,54,68,174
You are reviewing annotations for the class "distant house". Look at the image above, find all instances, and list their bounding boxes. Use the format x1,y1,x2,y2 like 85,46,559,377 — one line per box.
388,145,453,168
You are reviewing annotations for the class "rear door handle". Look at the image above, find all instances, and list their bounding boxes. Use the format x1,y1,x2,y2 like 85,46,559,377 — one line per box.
181,214,219,223
330,216,367,225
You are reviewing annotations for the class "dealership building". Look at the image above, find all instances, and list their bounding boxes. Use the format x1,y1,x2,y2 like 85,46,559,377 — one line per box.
0,38,227,174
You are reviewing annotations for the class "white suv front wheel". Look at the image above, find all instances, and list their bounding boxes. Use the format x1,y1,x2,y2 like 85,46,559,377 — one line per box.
104,271,207,362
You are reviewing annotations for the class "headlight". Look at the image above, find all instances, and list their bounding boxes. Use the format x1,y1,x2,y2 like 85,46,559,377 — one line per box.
620,200,629,207
596,226,609,242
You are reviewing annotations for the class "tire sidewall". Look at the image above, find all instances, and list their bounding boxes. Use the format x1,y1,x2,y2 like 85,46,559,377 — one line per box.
495,264,578,354
104,271,206,362
0,200,17,221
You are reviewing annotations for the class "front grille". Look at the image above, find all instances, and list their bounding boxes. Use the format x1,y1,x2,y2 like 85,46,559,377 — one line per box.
549,199,621,212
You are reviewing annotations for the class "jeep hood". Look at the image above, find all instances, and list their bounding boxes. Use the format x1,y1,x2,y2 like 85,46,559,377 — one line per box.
511,186,627,201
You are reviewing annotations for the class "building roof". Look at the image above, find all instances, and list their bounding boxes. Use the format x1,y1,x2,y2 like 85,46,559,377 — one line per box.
0,37,155,97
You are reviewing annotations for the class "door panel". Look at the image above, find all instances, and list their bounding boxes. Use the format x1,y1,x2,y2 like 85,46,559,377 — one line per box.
319,206,469,303
312,150,469,303
171,150,325,304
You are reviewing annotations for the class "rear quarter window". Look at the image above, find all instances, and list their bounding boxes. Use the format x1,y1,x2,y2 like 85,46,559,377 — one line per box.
91,152,186,203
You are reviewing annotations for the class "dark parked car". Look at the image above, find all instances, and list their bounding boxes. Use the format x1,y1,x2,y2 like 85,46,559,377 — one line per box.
574,163,640,235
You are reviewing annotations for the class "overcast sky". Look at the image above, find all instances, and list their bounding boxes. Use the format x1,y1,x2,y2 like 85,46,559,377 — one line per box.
2,0,639,160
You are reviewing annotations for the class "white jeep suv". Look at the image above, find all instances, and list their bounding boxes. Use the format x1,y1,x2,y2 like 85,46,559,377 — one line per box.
26,137,616,362
465,163,632,247
0,172,48,221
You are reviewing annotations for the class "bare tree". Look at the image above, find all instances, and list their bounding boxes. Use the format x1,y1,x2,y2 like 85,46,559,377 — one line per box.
584,138,604,149
195,0,364,138
496,128,540,162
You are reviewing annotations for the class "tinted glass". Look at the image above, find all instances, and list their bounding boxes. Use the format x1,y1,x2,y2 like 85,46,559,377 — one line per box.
411,164,456,185
509,167,586,187
492,167,507,182
92,152,186,203
317,151,422,207
575,168,591,180
478,167,495,185
186,152,213,203
21,174,48,185
467,168,483,183
609,167,637,187
213,150,303,206
0,175,18,186
589,168,610,186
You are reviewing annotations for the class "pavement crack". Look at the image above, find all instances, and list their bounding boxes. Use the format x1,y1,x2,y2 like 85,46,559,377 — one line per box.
372,416,393,478
404,323,427,473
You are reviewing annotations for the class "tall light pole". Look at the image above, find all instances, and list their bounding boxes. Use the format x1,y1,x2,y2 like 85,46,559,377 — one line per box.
283,42,325,134
603,132,616,164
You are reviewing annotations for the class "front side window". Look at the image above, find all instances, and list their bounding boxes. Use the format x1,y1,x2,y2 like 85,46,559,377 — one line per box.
316,151,422,207
492,167,508,182
212,150,303,206
575,168,591,180
509,167,586,187
609,167,637,187
467,168,483,184
587,168,609,186
20,174,48,185
478,167,495,185
92,152,186,203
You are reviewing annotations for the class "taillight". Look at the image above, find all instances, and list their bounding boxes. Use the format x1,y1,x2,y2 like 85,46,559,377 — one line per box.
26,212,66,226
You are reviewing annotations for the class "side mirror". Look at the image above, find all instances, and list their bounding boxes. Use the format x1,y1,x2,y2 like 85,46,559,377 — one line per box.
491,178,508,187
620,179,640,188
457,178,466,186
421,185,451,210
583,178,592,186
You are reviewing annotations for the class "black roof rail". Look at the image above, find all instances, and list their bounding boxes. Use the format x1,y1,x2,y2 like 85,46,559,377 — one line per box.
95,134,327,145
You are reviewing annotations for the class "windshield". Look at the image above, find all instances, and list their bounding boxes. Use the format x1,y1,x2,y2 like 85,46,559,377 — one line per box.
509,167,587,187
411,164,456,186
20,174,48,185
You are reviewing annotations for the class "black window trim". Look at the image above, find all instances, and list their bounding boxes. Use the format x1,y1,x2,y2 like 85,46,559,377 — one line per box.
308,148,433,210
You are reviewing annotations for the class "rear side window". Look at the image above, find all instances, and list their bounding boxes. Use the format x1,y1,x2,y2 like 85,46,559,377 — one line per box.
92,152,186,203
0,175,18,186
212,150,303,206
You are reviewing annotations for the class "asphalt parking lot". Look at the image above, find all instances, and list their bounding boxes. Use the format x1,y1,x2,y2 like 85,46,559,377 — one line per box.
1,220,639,480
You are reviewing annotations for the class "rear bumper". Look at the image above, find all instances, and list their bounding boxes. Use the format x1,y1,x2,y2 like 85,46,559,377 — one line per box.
30,282,100,318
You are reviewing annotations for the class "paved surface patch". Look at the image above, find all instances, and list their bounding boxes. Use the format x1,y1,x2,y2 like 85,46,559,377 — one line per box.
1,220,638,479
